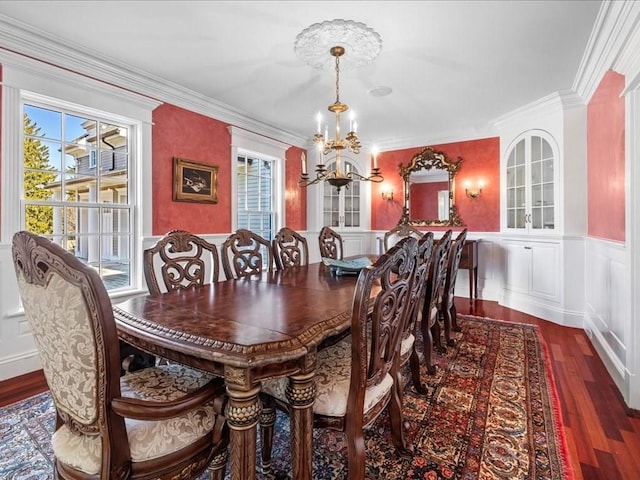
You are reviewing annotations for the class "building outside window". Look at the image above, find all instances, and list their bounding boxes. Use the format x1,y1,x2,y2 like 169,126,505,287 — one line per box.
236,153,275,241
22,102,133,291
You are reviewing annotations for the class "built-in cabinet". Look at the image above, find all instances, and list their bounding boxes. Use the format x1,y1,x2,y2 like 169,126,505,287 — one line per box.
496,92,586,328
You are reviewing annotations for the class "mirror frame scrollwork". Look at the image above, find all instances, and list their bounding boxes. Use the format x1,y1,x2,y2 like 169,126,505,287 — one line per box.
398,146,464,227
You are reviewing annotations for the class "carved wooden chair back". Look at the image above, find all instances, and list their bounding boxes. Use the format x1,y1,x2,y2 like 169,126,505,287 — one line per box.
144,229,219,294
221,229,274,279
272,227,309,270
12,231,229,480
260,236,418,480
400,231,434,394
434,228,468,347
383,222,423,251
318,226,343,260
419,229,452,374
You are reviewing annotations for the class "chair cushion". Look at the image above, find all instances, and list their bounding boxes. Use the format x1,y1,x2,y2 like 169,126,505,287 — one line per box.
51,363,218,475
262,335,393,418
400,333,415,358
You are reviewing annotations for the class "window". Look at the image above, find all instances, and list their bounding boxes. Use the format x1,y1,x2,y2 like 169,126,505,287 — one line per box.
322,160,361,228
237,153,275,240
22,101,133,291
229,126,286,238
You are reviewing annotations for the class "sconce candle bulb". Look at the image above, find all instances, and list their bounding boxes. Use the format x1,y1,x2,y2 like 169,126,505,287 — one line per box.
380,182,394,201
464,179,483,199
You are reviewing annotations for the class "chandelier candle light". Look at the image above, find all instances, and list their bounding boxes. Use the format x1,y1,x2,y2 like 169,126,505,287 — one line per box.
296,20,384,192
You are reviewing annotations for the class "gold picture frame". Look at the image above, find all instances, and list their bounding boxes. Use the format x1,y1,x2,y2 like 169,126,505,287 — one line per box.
173,157,219,204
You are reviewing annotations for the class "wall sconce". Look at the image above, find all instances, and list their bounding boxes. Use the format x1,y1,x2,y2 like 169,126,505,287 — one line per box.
464,180,484,199
381,185,394,201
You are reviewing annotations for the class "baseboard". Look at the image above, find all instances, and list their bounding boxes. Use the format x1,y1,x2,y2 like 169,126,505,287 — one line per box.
498,293,584,328
583,314,629,405
0,351,42,382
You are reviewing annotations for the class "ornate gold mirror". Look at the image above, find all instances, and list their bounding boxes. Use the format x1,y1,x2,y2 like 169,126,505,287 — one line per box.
398,146,464,227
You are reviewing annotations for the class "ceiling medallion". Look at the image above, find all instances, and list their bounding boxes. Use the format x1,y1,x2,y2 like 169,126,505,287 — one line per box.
294,19,382,70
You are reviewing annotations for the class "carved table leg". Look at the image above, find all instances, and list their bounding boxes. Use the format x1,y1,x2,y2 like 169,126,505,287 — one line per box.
224,384,261,480
286,370,316,480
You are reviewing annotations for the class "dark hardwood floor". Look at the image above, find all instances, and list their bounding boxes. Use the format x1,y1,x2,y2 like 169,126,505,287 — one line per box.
1,299,639,479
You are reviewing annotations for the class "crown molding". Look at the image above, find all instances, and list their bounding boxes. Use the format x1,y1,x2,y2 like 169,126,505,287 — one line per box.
491,90,584,130
572,1,640,103
0,14,306,148
373,125,498,152
0,50,162,117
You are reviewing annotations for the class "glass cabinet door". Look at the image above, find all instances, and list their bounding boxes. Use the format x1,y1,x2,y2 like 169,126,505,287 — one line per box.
529,136,554,230
506,138,526,229
504,132,556,232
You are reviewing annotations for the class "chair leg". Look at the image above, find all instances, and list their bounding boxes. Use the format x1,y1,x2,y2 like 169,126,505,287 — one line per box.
422,315,436,375
345,418,366,480
207,449,228,480
431,316,446,353
390,369,413,457
259,395,276,474
443,303,456,347
451,303,461,332
409,347,428,394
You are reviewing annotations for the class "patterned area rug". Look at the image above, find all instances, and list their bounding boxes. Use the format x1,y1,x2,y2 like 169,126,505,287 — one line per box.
0,315,572,479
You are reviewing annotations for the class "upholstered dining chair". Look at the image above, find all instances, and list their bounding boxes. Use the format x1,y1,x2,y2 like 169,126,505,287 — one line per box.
144,229,219,294
221,229,274,279
261,236,418,480
12,231,229,480
272,226,309,270
433,229,468,350
400,231,434,395
383,222,423,251
419,229,452,375
318,226,343,260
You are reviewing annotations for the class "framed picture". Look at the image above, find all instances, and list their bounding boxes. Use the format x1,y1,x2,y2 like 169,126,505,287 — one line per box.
173,157,218,204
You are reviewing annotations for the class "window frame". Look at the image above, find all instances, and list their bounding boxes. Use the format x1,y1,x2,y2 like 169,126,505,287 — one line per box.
229,126,287,236
20,99,135,291
1,51,160,299
236,152,276,240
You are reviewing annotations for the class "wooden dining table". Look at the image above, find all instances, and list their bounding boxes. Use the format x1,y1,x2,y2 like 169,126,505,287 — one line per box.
113,260,367,480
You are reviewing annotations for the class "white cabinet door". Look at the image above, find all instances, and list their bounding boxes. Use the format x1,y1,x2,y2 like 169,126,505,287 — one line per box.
503,238,560,302
529,242,559,300
504,240,530,294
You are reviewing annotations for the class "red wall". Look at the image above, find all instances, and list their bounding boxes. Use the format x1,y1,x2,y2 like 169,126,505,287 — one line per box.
152,103,233,235
587,70,625,242
152,103,306,235
372,137,500,232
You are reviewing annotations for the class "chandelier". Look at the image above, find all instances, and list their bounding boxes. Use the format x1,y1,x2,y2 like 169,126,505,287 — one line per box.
296,20,384,192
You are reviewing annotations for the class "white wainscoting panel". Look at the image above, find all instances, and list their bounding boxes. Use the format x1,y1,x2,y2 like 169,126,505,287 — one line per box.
584,237,630,394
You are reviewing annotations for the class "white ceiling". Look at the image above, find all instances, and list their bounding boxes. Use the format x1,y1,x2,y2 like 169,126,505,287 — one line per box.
0,1,602,150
